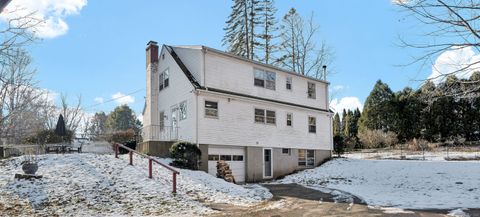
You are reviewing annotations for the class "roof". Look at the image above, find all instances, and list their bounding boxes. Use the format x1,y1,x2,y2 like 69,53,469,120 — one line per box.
169,45,330,85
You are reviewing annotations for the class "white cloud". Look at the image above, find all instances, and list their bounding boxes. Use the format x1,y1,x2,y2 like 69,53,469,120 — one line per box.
330,97,363,114
1,0,87,38
137,114,143,124
112,92,134,105
332,85,345,92
429,46,480,84
94,97,104,104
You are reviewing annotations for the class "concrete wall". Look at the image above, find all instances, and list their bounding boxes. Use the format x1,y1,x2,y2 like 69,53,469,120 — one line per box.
137,141,174,157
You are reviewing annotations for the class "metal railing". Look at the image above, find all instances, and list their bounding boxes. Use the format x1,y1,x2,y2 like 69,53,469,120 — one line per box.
141,125,179,141
112,143,180,194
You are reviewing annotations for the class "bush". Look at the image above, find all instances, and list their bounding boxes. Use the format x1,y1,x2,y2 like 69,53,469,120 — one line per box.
108,129,136,144
22,129,74,144
333,135,345,157
406,138,437,151
358,129,398,148
169,141,201,170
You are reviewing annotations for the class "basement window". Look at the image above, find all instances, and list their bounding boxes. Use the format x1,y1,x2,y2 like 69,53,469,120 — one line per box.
298,149,315,167
282,148,290,155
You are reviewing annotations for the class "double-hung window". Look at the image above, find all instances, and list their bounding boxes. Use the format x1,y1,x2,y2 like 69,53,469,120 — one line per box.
286,113,292,126
308,116,316,133
286,77,292,90
254,69,276,90
307,82,316,99
205,101,218,118
255,108,275,124
159,69,170,91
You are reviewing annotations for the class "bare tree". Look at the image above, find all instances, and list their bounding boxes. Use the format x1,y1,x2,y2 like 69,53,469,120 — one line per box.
0,49,44,143
60,94,84,133
277,8,334,79
396,0,480,98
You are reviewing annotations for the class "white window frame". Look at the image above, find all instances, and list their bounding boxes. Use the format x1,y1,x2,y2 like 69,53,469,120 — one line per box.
254,68,276,90
308,116,316,133
307,82,316,99
298,149,315,167
286,113,293,127
254,108,276,125
204,100,219,118
179,101,187,121
286,77,292,90
159,68,170,91
282,148,290,155
263,148,273,179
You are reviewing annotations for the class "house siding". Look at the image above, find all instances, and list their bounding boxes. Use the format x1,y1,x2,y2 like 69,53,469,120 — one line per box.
204,51,328,110
197,92,331,150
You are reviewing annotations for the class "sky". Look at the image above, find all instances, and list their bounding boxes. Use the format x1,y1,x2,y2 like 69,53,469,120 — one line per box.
1,0,476,117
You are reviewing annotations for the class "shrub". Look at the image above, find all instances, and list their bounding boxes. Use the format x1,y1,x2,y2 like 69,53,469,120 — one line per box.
406,138,437,151
108,129,136,144
169,141,201,170
22,129,74,144
333,135,345,157
358,129,398,148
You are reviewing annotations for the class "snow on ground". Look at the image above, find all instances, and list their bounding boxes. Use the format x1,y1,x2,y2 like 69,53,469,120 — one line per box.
275,158,480,210
0,153,271,216
346,150,480,161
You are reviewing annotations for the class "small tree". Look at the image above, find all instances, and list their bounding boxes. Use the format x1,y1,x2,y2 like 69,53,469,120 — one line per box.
169,141,201,170
333,134,345,157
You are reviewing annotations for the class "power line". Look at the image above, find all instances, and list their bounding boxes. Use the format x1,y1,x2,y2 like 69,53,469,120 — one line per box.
84,88,144,111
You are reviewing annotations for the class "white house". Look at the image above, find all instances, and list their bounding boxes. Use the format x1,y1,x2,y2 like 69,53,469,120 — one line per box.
140,41,333,183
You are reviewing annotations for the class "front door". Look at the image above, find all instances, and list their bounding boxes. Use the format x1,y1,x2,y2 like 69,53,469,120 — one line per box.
263,148,272,178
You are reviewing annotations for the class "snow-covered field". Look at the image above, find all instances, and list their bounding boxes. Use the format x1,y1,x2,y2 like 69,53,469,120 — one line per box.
0,153,271,216
276,158,480,211
346,150,480,161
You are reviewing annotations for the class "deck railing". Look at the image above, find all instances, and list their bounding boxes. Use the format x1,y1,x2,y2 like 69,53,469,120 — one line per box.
141,125,179,141
112,143,180,194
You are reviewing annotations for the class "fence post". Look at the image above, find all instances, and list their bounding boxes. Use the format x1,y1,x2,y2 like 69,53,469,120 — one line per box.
173,172,177,194
149,159,153,179
114,143,118,158
129,151,133,165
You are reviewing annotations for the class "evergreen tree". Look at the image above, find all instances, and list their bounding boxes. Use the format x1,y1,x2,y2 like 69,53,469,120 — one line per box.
88,111,107,140
394,87,423,141
223,0,261,60
257,0,278,64
333,113,341,136
106,105,141,133
343,110,350,137
359,80,396,132
341,109,347,134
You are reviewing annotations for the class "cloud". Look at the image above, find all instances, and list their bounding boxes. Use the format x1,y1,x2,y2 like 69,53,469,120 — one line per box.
136,114,143,124
94,97,104,104
1,0,87,38
112,92,134,105
330,97,363,114
429,46,480,84
332,85,345,92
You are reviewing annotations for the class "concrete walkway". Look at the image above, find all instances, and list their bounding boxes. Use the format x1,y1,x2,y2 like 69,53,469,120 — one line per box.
210,184,451,217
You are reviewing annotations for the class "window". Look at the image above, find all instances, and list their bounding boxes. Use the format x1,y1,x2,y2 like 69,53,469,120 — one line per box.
307,82,316,99
159,69,170,91
254,69,276,90
286,77,292,90
220,155,232,161
255,109,275,124
205,101,218,118
179,101,187,120
266,110,276,124
286,113,292,126
298,149,315,166
159,111,165,131
255,109,265,123
208,155,219,161
232,155,244,161
282,148,290,154
308,116,316,133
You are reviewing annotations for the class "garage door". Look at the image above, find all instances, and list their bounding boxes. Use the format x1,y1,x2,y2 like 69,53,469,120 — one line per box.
208,147,245,183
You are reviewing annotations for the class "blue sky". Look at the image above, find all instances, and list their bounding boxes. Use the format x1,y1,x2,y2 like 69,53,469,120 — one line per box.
3,0,458,116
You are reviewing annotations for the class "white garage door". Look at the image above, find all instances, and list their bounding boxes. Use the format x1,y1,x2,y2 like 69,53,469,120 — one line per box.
208,147,245,183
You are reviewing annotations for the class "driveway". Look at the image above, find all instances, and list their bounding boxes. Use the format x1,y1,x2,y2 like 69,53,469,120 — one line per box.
210,184,454,217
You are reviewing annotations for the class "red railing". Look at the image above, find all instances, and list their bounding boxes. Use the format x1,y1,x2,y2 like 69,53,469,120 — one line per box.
112,143,180,194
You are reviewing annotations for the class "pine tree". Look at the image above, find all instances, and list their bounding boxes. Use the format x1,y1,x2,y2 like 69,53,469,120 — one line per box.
106,105,141,133
359,80,396,132
223,0,261,60
343,111,350,137
257,0,278,64
341,109,347,134
333,113,341,136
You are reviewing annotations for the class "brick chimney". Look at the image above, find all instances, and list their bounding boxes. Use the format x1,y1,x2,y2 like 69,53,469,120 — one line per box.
144,41,159,134
146,41,159,68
